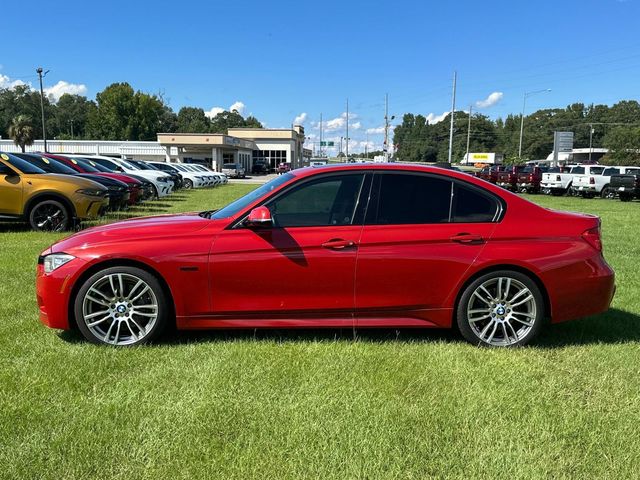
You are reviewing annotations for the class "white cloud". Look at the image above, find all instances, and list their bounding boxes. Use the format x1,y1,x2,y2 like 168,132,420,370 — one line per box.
314,112,359,132
293,112,307,125
0,74,27,89
229,101,245,114
205,100,246,118
426,111,449,124
475,91,503,109
366,125,396,135
44,80,87,102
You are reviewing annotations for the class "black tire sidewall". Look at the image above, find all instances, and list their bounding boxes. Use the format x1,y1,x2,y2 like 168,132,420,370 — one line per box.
29,199,70,231
456,270,545,347
74,266,169,346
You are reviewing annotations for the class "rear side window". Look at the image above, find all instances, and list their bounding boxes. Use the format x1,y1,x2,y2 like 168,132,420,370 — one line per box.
603,168,620,176
590,167,605,175
367,173,501,225
571,166,585,174
369,173,452,225
452,184,501,223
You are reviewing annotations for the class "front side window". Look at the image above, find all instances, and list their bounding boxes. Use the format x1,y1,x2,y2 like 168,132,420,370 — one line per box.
267,174,365,227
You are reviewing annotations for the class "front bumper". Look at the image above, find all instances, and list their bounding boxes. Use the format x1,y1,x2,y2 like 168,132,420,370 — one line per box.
72,193,109,219
36,256,88,330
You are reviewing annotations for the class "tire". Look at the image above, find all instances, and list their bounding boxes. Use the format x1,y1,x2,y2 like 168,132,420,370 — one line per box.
601,186,615,199
28,199,71,232
151,184,159,199
620,193,633,202
184,179,193,190
456,270,545,347
74,266,169,346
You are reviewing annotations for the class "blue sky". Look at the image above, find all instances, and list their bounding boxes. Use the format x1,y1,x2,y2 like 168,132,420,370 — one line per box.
2,0,640,153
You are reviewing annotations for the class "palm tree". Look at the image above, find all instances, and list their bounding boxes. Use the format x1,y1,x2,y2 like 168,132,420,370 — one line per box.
8,115,35,152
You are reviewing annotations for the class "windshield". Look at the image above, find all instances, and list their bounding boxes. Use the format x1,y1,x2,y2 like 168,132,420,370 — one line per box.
211,173,294,219
1,153,47,174
18,155,77,174
80,158,112,172
127,160,151,170
69,157,100,173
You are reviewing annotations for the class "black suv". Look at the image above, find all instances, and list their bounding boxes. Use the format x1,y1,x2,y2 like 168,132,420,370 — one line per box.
251,160,268,175
610,167,640,201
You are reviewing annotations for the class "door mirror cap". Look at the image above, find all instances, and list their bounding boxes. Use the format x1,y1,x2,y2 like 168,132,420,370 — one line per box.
245,206,273,228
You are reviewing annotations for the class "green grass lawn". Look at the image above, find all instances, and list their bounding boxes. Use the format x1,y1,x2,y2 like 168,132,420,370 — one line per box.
1,187,639,479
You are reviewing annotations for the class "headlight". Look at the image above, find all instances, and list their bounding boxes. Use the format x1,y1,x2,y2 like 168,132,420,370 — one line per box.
160,176,171,182
43,253,75,274
76,188,106,197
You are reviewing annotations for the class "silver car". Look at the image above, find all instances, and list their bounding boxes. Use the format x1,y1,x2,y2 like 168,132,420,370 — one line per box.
222,163,246,178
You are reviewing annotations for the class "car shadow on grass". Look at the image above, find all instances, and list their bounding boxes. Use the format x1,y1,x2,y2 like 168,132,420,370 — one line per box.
56,308,640,348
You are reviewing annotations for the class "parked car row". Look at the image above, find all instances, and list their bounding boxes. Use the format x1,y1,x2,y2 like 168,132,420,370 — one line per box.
476,163,639,202
0,152,227,231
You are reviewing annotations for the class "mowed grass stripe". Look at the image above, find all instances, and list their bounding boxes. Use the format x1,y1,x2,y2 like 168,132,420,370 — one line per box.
1,186,639,479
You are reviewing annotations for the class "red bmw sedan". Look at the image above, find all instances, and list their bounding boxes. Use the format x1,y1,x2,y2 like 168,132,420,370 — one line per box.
36,164,615,347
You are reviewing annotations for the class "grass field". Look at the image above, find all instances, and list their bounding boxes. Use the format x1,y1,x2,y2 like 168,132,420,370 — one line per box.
1,186,639,479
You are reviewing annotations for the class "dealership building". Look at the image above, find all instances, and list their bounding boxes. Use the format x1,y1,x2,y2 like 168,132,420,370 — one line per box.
0,126,310,172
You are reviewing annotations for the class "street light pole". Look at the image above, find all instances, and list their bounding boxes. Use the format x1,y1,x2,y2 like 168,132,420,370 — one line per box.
465,105,472,163
589,124,594,163
36,67,49,152
447,71,457,164
518,88,551,159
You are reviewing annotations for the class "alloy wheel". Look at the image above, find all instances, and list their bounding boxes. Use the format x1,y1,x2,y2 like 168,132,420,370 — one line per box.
81,273,159,346
466,276,537,346
30,201,69,231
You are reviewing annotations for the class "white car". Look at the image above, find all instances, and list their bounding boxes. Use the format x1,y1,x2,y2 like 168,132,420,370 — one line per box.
182,164,219,187
191,164,228,185
147,162,205,190
541,165,581,196
86,156,174,198
573,166,635,198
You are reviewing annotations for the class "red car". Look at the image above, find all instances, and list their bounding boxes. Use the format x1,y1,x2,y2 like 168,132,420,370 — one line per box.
44,154,143,205
36,164,615,347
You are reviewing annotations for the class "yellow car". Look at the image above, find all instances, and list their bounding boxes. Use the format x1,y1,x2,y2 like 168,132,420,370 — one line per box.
0,152,109,231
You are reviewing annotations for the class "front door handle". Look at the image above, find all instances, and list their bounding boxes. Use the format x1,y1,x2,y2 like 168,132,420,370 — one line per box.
322,238,356,250
450,233,484,244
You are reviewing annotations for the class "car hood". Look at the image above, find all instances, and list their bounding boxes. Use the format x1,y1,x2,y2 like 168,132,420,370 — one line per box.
51,213,225,254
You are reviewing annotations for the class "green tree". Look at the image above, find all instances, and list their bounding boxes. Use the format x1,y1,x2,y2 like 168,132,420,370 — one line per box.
87,82,137,140
176,107,210,133
8,114,35,152
602,126,640,165
54,94,94,139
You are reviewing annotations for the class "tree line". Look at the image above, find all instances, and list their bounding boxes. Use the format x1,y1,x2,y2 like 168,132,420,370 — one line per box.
393,100,640,165
0,82,262,150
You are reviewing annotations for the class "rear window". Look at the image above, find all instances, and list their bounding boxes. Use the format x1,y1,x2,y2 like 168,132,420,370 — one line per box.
571,166,585,174
603,168,620,176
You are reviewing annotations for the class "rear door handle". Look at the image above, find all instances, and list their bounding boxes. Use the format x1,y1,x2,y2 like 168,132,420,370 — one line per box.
322,238,356,250
450,233,484,244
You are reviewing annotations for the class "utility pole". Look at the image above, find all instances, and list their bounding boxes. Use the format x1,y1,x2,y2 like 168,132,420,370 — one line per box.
36,67,49,152
345,98,349,159
589,124,594,163
384,93,389,161
69,119,74,139
365,131,369,159
465,104,472,163
447,71,457,164
319,112,323,158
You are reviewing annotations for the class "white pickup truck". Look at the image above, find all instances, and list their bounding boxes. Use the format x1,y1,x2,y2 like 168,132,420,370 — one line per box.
573,166,635,198
541,165,581,196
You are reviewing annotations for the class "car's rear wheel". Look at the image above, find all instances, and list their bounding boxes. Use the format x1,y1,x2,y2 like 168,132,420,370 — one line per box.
601,186,615,199
28,199,71,232
74,266,168,346
457,271,544,347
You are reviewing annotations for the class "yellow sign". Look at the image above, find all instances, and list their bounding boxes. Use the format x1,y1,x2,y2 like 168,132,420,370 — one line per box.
472,154,489,159
71,159,78,164
0,153,8,160
41,157,50,164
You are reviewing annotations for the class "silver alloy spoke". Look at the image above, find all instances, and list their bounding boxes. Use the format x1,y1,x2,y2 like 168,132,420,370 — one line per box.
511,294,533,308
85,309,109,319
469,314,492,323
503,278,511,301
126,321,139,341
506,321,519,341
501,323,511,344
127,279,144,299
86,295,110,307
129,286,150,303
118,274,125,299
486,323,498,343
133,304,157,310
478,285,494,301
130,317,145,335
113,321,122,345
507,288,529,303
497,278,503,301
104,320,116,343
473,291,492,305
108,276,118,297
510,315,533,327
89,287,111,301
478,320,495,340
132,311,156,317
87,315,110,328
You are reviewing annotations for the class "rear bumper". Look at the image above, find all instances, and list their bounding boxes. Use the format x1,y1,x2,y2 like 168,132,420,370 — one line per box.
542,253,615,323
541,182,565,190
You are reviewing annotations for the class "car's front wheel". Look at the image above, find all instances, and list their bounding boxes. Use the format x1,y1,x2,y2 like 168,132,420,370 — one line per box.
28,199,71,232
457,270,544,347
183,179,193,189
74,266,169,346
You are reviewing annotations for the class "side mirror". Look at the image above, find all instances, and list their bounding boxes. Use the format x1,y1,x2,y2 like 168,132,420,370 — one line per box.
245,206,273,228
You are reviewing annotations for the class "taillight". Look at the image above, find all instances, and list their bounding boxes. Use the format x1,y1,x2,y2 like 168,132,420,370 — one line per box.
529,174,533,181
590,176,595,184
556,175,561,181
582,226,602,252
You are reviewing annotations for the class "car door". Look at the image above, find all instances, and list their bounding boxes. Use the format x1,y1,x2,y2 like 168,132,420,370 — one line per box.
355,172,501,326
0,160,23,216
209,172,369,322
